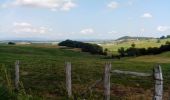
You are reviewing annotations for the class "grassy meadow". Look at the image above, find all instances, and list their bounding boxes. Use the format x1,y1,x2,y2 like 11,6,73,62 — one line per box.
0,43,170,100
102,38,170,54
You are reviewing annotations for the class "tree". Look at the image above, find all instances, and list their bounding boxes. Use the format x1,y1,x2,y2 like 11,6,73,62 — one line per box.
160,36,165,39
131,43,136,48
58,39,104,55
118,41,170,57
103,48,108,56
8,42,15,45
104,48,108,52
166,41,170,45
138,48,146,55
118,47,125,57
167,35,170,38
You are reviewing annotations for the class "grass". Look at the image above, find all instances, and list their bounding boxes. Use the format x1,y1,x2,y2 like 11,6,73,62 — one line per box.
102,38,170,54
0,44,170,99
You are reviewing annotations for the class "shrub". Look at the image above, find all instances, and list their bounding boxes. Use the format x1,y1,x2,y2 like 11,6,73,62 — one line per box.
118,47,125,57
131,43,136,48
58,40,104,55
119,43,170,57
8,42,15,45
165,41,170,45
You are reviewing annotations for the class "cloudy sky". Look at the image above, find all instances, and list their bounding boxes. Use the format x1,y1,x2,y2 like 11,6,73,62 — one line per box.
0,0,170,40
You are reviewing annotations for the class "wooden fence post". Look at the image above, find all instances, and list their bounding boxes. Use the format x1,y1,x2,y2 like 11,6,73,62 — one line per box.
153,65,163,100
65,62,72,98
104,62,111,100
15,60,20,90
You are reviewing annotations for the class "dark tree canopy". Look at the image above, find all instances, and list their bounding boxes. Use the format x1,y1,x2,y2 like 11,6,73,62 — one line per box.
8,42,15,45
118,43,170,57
131,43,136,48
118,47,125,57
58,39,104,55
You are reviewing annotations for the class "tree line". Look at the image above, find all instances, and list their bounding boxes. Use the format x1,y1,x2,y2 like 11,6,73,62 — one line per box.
58,39,104,55
160,35,170,39
118,42,170,57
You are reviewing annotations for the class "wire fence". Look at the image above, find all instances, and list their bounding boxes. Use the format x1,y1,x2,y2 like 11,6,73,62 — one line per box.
0,61,167,100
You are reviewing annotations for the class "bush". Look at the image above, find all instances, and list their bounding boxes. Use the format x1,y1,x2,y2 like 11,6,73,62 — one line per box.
165,41,170,45
8,42,15,45
58,40,104,55
131,43,136,48
103,48,108,56
126,48,138,56
118,47,125,57
118,43,170,57
147,47,160,54
138,48,147,55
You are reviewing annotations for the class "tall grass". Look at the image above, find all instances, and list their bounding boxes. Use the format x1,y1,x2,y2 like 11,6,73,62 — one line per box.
0,64,42,100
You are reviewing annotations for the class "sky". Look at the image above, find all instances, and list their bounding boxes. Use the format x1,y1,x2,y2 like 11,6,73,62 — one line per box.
0,0,170,40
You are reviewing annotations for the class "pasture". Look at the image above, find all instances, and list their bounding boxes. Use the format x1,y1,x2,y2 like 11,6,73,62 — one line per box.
0,44,170,99
101,38,170,54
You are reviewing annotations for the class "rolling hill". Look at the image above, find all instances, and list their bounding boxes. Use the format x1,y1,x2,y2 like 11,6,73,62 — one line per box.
102,38,170,54
116,36,155,41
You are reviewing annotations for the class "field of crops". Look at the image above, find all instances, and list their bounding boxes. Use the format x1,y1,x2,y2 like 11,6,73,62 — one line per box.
0,44,170,99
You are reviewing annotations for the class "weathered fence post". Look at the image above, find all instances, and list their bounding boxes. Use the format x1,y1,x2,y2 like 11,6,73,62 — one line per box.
104,62,111,100
15,60,20,90
65,62,72,98
153,65,163,100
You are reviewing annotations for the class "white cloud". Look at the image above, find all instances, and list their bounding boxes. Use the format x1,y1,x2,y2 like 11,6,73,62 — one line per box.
60,1,76,11
108,31,117,34
80,28,94,34
141,13,153,18
157,26,170,32
2,0,77,11
13,22,52,34
107,1,118,9
13,22,31,27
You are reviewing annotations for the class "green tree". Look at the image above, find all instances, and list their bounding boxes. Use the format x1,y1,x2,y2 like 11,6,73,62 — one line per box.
118,47,125,57
103,48,108,56
8,42,15,45
131,43,136,48
166,41,170,45
160,35,165,39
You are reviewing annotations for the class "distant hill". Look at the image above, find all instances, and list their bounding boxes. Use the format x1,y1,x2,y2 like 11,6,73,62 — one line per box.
116,36,155,41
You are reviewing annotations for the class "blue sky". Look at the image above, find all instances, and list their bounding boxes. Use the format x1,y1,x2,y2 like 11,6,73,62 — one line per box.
0,0,170,40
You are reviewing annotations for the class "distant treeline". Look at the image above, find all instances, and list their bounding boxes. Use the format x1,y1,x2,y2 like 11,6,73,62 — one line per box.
58,40,104,55
160,35,170,39
118,42,170,57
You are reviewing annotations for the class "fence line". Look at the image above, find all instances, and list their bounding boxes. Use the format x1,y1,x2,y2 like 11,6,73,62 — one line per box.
104,63,111,100
65,62,72,98
15,60,19,91
12,60,164,100
153,65,163,100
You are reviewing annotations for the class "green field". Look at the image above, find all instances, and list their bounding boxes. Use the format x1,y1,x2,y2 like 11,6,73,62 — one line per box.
102,38,170,54
0,44,170,100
